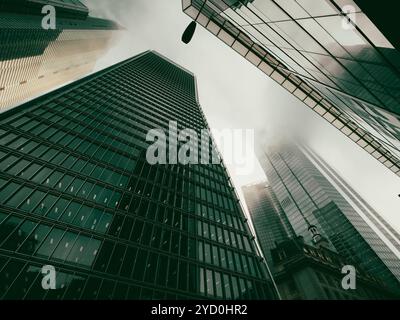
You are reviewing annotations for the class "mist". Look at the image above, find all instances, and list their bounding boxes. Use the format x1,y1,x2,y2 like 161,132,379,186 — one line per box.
82,0,400,232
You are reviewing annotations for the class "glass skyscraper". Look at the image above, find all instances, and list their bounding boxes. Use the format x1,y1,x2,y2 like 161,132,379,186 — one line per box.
242,182,294,268
0,0,119,113
305,146,400,255
182,0,400,177
0,51,277,300
257,142,400,293
243,182,398,299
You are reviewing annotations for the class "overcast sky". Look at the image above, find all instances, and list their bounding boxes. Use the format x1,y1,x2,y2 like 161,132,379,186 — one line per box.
83,0,400,232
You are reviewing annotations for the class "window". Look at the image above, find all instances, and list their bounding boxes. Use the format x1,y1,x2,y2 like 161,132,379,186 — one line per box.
204,243,212,264
36,228,65,258
202,222,209,238
5,186,32,208
23,163,41,179
1,155,19,171
51,231,78,261
167,258,178,289
296,0,337,16
4,220,36,252
223,274,232,299
316,16,366,47
206,269,214,296
144,252,158,283
107,244,126,275
199,267,205,294
31,167,51,184
231,276,239,298
47,197,69,220
0,216,23,245
274,0,309,18
120,246,137,278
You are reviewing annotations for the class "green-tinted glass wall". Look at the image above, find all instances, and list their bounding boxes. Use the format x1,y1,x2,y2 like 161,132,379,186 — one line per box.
0,51,277,300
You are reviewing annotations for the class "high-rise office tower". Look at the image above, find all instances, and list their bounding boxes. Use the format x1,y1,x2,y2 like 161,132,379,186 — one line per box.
182,0,400,177
242,182,294,267
0,51,278,300
305,146,400,255
257,143,400,293
0,0,119,112
243,182,397,299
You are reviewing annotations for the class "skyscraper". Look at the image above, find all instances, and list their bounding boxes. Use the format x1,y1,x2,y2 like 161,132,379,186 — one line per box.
0,0,89,18
0,51,277,300
242,182,294,267
182,0,400,177
243,182,398,299
305,146,400,255
257,142,400,293
0,0,120,112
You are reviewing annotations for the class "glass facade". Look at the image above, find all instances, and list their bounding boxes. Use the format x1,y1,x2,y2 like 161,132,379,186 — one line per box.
0,0,119,113
0,51,277,300
305,147,400,255
242,182,294,268
182,0,400,177
257,143,400,293
0,0,89,19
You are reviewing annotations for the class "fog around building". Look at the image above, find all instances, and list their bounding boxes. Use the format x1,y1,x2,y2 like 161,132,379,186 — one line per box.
82,0,400,232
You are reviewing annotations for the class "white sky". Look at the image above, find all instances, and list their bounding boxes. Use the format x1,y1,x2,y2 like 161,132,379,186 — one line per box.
84,0,400,232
